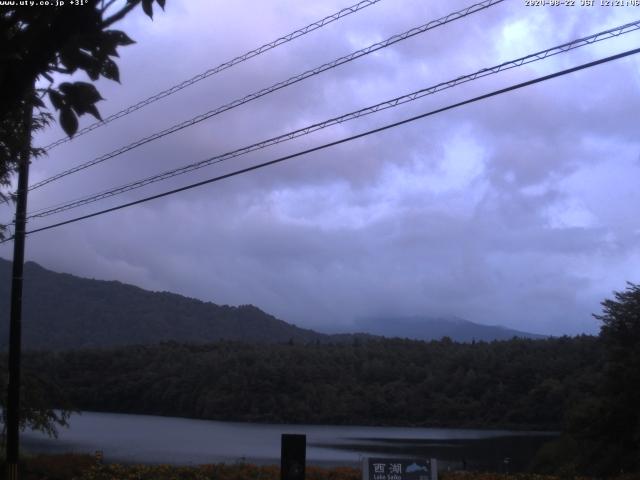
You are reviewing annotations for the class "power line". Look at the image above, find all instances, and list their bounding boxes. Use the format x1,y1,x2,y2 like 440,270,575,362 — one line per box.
26,19,640,219
41,0,385,151
29,0,504,191
9,46,638,242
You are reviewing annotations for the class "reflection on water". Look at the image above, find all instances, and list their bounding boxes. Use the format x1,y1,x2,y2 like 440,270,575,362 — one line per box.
22,412,556,471
313,435,554,472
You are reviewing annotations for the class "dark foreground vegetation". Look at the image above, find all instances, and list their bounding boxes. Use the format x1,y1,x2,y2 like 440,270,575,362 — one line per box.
2,454,640,480
1,455,360,480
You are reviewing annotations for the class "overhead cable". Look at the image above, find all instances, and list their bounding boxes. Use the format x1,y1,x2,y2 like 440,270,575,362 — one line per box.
26,19,640,219
7,46,637,242
42,0,385,151
29,0,504,191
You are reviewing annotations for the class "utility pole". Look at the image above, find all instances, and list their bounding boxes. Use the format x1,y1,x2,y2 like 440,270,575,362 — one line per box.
6,95,33,480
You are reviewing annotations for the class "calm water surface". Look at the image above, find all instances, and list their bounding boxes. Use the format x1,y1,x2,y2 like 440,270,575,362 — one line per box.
22,412,556,471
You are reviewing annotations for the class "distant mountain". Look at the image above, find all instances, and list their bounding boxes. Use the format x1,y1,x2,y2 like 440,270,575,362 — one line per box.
0,258,544,350
0,258,370,350
352,316,546,342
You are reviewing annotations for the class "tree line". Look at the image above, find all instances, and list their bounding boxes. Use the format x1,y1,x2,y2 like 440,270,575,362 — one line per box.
16,335,601,430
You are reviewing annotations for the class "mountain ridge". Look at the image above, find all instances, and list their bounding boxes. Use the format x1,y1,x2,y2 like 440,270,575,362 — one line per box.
350,315,546,342
0,257,543,350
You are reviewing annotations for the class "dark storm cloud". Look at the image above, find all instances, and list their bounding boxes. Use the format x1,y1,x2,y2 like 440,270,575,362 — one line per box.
2,0,640,336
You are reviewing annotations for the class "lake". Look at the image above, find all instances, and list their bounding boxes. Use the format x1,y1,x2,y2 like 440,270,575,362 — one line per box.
22,412,556,472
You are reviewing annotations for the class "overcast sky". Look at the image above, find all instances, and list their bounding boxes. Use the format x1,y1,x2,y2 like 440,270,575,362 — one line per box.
2,0,639,336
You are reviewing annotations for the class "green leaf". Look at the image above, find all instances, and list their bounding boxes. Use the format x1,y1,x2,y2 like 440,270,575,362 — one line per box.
142,0,153,18
96,35,119,57
32,96,45,109
101,58,120,82
58,82,104,118
85,104,102,121
59,107,78,137
85,64,101,81
48,90,65,110
59,82,103,105
60,48,101,80
59,47,80,73
104,30,136,47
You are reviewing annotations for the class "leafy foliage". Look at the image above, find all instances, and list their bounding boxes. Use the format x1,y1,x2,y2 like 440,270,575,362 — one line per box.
530,283,640,476
595,283,640,469
0,357,74,439
0,0,166,438
0,0,166,238
0,92,51,209
565,283,640,475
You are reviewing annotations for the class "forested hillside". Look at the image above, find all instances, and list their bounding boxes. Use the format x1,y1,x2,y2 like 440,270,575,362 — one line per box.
0,258,362,349
0,258,547,349
20,336,601,430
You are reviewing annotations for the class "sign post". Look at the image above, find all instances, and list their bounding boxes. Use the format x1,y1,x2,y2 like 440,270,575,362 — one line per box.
281,434,306,480
363,458,437,480
6,93,33,480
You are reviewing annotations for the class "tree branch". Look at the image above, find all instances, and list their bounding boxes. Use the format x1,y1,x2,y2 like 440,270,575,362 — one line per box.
50,66,72,74
102,1,139,28
100,0,118,14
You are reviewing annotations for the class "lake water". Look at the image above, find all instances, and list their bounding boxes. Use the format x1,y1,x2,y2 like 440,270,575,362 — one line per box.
22,412,556,472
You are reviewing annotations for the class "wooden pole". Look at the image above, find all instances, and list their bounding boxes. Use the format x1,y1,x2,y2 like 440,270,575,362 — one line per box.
6,95,33,480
